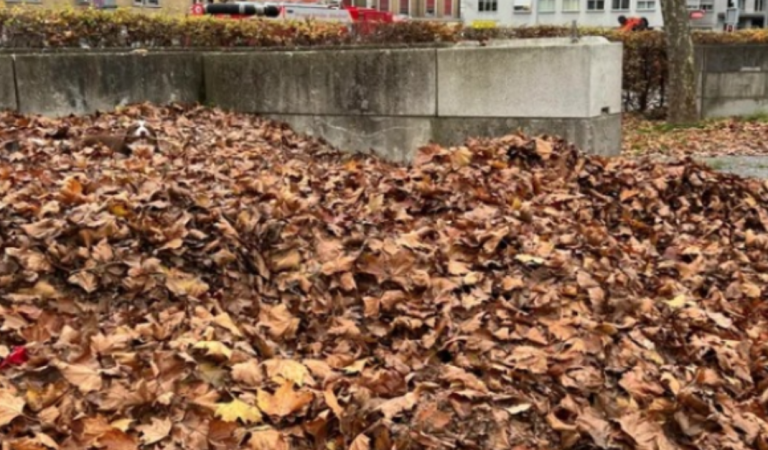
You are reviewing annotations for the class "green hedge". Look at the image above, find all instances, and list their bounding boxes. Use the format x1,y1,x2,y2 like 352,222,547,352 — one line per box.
2,8,768,116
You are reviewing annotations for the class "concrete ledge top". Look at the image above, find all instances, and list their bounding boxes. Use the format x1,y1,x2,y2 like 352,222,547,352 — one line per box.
452,36,616,49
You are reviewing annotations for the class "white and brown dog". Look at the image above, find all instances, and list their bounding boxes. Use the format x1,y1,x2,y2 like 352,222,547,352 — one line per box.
81,120,159,155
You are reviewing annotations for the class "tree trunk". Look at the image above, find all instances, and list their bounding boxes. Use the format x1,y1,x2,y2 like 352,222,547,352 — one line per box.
660,0,698,124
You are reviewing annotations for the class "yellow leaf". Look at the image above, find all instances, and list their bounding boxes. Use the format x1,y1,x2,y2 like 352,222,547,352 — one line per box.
194,341,232,360
0,390,25,426
110,418,133,432
343,358,367,374
109,203,130,217
665,294,687,309
505,403,532,415
515,254,544,265
214,398,263,424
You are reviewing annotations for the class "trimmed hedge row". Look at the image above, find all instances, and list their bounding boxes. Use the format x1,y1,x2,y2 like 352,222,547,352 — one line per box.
2,8,768,115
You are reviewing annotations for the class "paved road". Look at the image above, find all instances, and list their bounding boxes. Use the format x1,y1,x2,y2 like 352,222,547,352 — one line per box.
643,155,768,179
696,156,768,179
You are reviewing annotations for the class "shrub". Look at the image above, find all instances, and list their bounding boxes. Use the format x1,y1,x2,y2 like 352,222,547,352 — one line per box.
1,8,768,116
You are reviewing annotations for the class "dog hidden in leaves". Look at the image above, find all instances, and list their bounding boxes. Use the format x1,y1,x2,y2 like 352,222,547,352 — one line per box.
80,120,159,156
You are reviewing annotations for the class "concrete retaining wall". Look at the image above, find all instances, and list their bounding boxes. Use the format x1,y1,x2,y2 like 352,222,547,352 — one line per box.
699,45,768,119
13,52,203,116
0,56,16,111
0,37,623,161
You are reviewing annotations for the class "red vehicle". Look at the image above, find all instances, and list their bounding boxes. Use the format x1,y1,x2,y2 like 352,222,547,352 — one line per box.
189,1,396,26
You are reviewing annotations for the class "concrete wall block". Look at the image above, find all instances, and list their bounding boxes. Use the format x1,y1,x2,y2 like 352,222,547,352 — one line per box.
703,72,767,99
205,49,436,116
701,97,768,119
437,37,620,119
143,53,204,105
701,45,768,73
15,53,203,116
268,114,433,163
431,113,621,157
0,56,16,111
589,41,623,116
16,54,97,116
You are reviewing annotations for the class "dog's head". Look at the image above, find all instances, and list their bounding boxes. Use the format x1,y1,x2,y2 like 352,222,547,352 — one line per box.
125,120,157,143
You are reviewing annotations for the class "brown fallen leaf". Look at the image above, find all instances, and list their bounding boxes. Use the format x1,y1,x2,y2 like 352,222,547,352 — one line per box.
137,417,172,445
0,390,26,427
350,433,371,450
248,428,289,450
257,381,314,418
54,362,102,394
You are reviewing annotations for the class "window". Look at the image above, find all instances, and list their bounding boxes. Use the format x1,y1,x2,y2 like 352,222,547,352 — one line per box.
637,0,655,9
587,0,604,9
611,0,629,9
134,0,159,6
562,0,580,11
738,0,745,9
757,0,765,11
539,0,555,12
514,0,532,11
699,0,713,10
444,0,453,15
478,0,498,11
399,0,409,14
379,0,389,11
426,0,435,14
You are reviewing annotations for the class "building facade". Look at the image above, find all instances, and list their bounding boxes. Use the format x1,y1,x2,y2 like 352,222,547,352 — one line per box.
459,0,663,28
0,0,461,19
366,0,461,20
459,0,767,30
0,0,191,16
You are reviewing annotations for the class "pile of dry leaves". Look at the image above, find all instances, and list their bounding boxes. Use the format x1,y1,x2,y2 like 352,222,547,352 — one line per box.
1,103,768,450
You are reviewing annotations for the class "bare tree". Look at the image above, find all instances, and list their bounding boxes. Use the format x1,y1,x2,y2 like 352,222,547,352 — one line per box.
660,0,698,124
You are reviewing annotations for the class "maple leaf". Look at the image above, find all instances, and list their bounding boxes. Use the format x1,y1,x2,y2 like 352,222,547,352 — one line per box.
231,359,263,387
263,359,313,386
0,390,26,427
214,398,263,424
248,428,289,450
67,271,98,293
212,313,243,337
271,249,302,272
257,381,314,418
97,429,139,450
375,392,418,420
193,341,233,360
54,361,102,394
165,270,209,298
137,417,172,445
